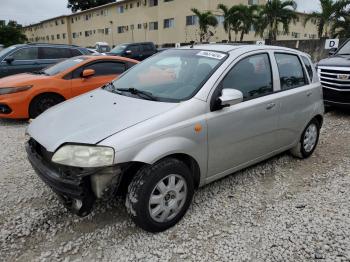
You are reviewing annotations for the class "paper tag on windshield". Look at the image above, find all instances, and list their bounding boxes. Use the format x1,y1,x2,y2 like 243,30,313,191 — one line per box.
196,51,226,60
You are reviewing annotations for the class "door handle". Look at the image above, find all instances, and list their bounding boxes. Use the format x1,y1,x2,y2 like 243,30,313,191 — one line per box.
266,103,276,110
307,92,312,97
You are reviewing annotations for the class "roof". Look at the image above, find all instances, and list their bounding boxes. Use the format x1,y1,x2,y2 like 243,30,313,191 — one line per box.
181,43,307,55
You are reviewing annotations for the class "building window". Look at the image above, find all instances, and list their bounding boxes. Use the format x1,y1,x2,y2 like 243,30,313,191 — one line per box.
61,19,65,24
149,21,158,30
137,23,142,29
130,3,133,8
164,0,174,2
117,26,125,33
149,0,158,7
164,18,175,29
137,1,140,7
63,33,66,39
55,20,59,26
57,34,60,39
51,35,55,40
186,15,198,26
105,28,109,35
117,6,124,13
248,0,258,5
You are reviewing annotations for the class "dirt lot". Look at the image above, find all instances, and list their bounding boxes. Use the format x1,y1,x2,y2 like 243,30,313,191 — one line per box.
0,110,349,262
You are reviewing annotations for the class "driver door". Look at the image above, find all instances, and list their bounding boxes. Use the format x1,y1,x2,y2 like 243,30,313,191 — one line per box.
70,61,127,98
206,52,280,178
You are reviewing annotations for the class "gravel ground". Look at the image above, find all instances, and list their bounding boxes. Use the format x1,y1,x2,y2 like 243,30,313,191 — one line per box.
0,110,349,262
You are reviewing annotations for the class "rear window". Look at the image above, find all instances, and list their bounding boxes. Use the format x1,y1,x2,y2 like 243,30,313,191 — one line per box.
275,53,307,90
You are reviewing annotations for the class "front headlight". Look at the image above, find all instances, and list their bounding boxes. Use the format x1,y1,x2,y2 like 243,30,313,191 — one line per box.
0,85,33,95
52,144,115,168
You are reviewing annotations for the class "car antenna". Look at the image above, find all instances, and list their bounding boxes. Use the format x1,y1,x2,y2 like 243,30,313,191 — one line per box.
190,41,195,48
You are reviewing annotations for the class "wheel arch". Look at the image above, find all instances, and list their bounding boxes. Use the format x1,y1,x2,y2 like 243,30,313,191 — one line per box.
28,92,66,117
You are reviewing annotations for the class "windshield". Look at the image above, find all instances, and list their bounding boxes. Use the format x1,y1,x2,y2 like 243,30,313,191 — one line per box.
0,45,17,58
110,45,127,54
42,57,88,76
337,41,350,55
107,49,227,102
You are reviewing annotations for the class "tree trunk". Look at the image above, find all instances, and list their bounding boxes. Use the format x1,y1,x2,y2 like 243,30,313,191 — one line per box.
240,31,244,42
228,29,231,42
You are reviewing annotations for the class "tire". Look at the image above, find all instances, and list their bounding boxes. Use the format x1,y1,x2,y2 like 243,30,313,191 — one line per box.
290,118,320,159
29,93,64,119
125,158,194,232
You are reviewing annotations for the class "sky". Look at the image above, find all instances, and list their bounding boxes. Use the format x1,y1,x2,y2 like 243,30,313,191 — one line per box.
0,0,320,26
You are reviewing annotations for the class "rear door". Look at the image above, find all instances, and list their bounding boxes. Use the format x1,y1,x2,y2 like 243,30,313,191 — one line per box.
207,52,280,178
70,60,127,97
273,52,318,147
4,47,40,75
141,43,156,59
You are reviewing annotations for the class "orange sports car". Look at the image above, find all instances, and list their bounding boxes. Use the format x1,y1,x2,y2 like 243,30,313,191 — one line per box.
0,55,138,119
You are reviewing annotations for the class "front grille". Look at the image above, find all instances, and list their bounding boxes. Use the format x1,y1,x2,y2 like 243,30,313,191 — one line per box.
319,67,350,90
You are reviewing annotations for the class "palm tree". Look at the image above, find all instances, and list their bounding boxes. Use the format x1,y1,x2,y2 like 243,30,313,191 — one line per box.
331,13,350,38
255,0,298,41
235,4,259,42
191,8,218,42
217,4,241,42
304,0,350,38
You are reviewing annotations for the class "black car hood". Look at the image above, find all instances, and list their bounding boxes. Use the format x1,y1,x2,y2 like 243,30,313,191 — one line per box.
318,55,350,67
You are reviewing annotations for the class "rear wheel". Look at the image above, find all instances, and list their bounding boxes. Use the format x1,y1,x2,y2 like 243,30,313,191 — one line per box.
29,93,64,119
290,118,320,159
125,158,194,232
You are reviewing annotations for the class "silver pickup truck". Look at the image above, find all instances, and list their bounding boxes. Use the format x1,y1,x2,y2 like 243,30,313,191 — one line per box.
26,44,324,232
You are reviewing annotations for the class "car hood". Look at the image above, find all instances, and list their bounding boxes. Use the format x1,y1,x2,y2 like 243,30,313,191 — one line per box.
318,55,350,67
27,88,178,152
0,73,48,87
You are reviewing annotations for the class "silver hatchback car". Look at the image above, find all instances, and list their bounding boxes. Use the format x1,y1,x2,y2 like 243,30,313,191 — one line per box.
26,44,324,232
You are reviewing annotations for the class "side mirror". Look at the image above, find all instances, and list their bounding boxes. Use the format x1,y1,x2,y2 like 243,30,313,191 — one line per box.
219,89,243,107
82,69,95,78
329,48,337,56
5,56,14,64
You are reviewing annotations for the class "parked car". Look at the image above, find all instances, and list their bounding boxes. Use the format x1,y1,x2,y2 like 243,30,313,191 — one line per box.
0,43,90,78
26,45,324,232
0,55,138,119
95,42,111,53
107,42,157,61
317,39,350,109
87,48,104,56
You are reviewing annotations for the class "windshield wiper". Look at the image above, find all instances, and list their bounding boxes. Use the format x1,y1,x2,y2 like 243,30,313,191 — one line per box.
32,70,48,75
102,82,115,89
117,88,158,101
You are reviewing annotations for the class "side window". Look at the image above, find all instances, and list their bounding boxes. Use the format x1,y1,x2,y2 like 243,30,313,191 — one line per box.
128,45,139,53
71,49,83,57
275,53,307,90
222,53,273,101
39,47,72,59
11,48,38,60
301,56,314,82
74,61,126,78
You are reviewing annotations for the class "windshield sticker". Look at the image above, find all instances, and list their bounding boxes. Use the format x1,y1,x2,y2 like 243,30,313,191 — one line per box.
196,51,226,60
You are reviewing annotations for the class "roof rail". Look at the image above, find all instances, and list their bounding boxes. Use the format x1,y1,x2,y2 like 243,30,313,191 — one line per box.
26,42,80,47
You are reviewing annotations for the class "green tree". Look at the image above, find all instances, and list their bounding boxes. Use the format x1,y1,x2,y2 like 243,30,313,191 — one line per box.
304,0,350,38
255,0,297,41
217,4,237,42
0,21,27,47
191,8,218,42
235,4,259,42
67,0,115,12
331,12,350,38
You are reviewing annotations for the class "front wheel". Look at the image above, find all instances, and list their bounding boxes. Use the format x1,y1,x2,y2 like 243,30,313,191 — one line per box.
29,93,64,119
125,158,194,232
290,118,320,159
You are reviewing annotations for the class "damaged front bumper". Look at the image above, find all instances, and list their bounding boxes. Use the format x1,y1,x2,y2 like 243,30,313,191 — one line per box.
26,139,122,216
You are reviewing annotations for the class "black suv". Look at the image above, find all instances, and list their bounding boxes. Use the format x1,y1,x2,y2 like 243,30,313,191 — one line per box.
0,43,90,78
317,39,350,109
107,42,157,61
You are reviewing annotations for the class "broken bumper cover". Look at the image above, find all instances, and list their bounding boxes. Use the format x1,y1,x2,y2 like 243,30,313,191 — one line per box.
26,139,121,216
